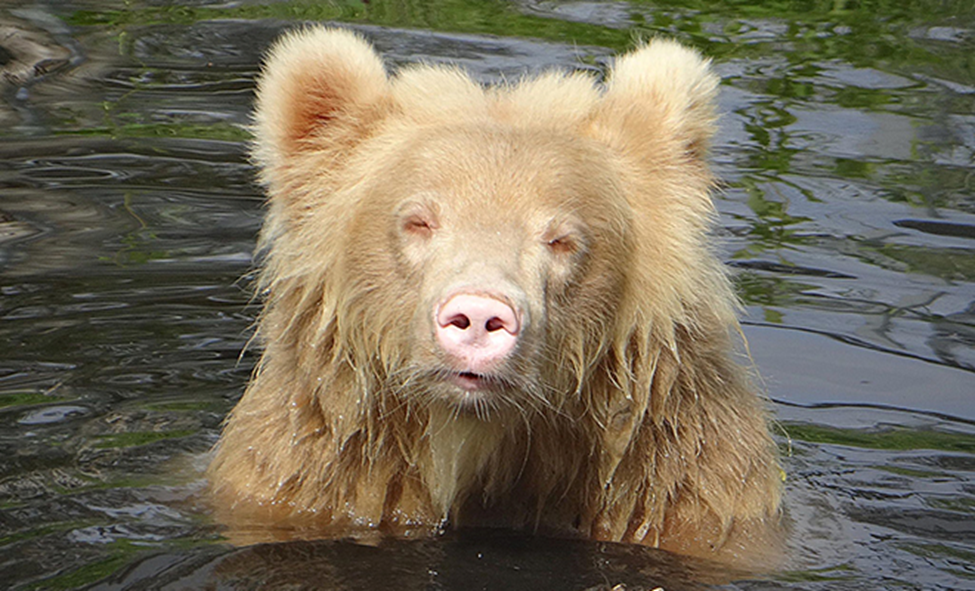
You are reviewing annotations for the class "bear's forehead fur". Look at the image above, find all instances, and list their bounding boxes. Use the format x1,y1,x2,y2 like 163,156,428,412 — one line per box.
355,124,631,253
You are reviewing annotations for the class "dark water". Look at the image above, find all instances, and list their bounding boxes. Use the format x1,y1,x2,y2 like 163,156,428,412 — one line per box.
0,1,972,589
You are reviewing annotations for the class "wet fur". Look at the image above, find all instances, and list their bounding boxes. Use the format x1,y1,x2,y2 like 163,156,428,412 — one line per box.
208,27,783,564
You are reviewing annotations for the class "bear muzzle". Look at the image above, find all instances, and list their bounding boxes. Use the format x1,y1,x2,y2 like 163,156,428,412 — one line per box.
434,292,524,387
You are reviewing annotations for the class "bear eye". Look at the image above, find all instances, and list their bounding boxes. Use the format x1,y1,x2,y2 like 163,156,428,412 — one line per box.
546,234,577,255
543,217,587,257
397,199,440,240
403,214,435,237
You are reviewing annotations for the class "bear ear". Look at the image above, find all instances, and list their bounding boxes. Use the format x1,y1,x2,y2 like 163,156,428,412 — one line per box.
252,27,389,172
596,39,718,162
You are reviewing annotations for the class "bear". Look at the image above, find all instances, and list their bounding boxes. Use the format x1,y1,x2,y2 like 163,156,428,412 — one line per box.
207,26,784,566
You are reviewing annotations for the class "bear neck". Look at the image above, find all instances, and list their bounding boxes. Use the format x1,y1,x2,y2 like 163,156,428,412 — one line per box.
421,406,513,519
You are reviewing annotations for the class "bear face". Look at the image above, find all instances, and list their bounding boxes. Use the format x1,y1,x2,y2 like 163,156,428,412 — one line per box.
338,124,633,417
209,27,783,567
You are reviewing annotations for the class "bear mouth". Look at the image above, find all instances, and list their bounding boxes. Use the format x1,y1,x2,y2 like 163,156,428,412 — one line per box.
448,371,491,392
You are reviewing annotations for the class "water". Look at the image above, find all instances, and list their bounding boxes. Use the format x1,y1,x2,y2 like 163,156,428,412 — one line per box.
0,1,972,589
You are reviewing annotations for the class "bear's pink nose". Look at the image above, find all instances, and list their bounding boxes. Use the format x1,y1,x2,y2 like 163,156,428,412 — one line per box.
435,294,520,372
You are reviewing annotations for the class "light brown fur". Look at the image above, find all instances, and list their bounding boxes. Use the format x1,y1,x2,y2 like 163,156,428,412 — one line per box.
208,27,783,565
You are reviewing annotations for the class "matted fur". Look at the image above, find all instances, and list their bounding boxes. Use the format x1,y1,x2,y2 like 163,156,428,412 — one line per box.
208,27,783,564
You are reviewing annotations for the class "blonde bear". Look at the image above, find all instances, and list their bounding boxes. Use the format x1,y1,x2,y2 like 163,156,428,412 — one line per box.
208,27,784,565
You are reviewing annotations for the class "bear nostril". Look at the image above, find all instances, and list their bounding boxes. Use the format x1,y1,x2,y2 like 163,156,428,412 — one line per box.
448,315,471,330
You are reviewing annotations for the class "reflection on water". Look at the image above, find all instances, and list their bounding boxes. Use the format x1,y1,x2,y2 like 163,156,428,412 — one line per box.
0,1,972,589
88,530,737,591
